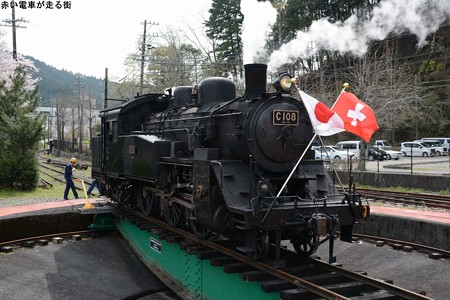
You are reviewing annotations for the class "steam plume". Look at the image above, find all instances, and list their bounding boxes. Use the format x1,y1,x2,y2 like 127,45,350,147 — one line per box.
240,0,450,72
241,0,277,64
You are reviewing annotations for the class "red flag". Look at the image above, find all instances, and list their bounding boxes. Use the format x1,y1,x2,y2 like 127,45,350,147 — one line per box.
299,90,345,136
332,91,379,142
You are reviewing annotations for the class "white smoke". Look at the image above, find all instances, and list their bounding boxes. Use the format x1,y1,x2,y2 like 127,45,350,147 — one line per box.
241,0,277,64
264,0,450,72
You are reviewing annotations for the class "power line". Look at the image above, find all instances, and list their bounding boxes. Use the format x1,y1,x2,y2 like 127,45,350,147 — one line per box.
1,5,28,60
139,20,158,95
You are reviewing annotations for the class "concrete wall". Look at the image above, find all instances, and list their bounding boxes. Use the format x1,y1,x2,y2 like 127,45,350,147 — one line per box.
336,171,450,192
0,213,95,242
354,214,450,251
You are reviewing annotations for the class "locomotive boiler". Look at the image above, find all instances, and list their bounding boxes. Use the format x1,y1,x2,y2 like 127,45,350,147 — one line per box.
91,63,369,260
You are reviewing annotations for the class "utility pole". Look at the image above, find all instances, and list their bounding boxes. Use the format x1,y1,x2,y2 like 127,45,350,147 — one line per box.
104,68,108,109
76,76,86,154
139,20,158,95
1,5,28,60
87,84,93,148
56,99,62,157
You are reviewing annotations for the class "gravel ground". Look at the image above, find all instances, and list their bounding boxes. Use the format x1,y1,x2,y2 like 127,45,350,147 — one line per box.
0,196,64,208
0,235,178,300
314,239,450,300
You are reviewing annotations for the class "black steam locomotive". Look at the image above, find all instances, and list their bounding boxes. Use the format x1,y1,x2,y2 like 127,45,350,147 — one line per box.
91,64,369,260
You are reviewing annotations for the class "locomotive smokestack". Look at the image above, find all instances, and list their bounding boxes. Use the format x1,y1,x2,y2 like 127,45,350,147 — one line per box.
244,64,267,98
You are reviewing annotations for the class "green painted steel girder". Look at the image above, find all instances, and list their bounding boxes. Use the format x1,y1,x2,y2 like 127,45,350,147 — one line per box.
115,218,280,300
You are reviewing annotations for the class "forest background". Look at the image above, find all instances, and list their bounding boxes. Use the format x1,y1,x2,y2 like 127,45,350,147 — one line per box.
29,0,450,146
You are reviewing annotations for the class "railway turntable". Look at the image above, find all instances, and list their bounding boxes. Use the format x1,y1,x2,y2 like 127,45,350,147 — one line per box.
114,206,434,300
0,198,448,298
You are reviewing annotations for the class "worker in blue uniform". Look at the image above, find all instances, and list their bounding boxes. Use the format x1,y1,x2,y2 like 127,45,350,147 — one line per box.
64,157,79,200
87,177,103,197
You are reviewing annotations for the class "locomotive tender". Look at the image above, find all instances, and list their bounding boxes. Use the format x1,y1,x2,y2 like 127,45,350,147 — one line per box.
92,63,369,260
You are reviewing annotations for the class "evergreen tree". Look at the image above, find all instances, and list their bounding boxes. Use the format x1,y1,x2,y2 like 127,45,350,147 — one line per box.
205,0,244,78
0,66,45,190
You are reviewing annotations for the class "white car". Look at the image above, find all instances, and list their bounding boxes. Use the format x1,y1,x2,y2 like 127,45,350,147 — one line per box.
314,150,328,160
334,141,361,159
379,147,402,160
401,142,434,157
313,146,350,161
416,140,448,156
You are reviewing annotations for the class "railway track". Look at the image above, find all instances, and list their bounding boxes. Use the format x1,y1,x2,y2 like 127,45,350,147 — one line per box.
36,153,90,170
343,187,450,210
351,232,450,260
37,158,94,192
115,205,432,299
0,230,93,251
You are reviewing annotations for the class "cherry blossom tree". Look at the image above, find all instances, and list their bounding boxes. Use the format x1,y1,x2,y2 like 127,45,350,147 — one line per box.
0,31,44,190
0,31,39,93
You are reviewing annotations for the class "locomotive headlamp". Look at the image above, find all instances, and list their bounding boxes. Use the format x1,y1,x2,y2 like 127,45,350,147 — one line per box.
273,72,293,92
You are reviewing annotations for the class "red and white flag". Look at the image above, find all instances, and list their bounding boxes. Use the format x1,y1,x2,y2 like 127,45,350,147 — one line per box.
299,90,345,136
332,92,379,142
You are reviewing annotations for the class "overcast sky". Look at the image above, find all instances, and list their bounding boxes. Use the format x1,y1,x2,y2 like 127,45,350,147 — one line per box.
0,0,212,79
2,0,449,80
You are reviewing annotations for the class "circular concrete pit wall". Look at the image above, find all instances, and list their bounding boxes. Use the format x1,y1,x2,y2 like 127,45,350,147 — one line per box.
354,214,450,250
0,213,95,242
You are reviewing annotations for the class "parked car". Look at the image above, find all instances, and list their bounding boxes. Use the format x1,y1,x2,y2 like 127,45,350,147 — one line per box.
314,150,328,160
372,140,401,160
313,146,350,161
334,141,361,159
421,137,450,150
380,147,402,160
401,142,434,157
374,140,392,148
416,140,448,156
310,140,321,148
367,146,388,161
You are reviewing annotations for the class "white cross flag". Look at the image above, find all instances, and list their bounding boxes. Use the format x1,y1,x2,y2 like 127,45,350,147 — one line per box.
332,92,379,142
299,90,379,142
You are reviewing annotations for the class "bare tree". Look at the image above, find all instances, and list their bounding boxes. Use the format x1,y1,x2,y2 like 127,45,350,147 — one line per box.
55,98,68,156
346,41,429,141
144,27,203,92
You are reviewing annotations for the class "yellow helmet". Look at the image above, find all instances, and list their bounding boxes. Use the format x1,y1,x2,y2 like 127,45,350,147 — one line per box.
70,157,78,164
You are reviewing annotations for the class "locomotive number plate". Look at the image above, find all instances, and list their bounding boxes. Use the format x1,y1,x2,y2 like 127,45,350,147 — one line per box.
272,110,299,126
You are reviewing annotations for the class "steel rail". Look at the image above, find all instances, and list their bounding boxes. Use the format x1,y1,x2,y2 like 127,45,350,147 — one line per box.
117,206,349,299
117,205,433,299
351,232,450,258
311,257,432,300
0,230,92,247
339,187,450,209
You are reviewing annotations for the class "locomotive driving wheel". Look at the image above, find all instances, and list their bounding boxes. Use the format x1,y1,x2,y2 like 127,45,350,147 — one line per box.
121,184,135,209
187,209,210,239
137,184,158,216
110,179,122,203
162,197,185,226
291,234,319,257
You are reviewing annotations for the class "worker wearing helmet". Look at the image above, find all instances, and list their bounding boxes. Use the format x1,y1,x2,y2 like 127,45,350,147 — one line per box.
64,157,79,200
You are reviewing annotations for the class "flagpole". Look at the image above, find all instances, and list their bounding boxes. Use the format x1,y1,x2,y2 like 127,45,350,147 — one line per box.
317,84,349,192
317,134,346,191
276,82,350,198
331,83,348,109
276,133,317,198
